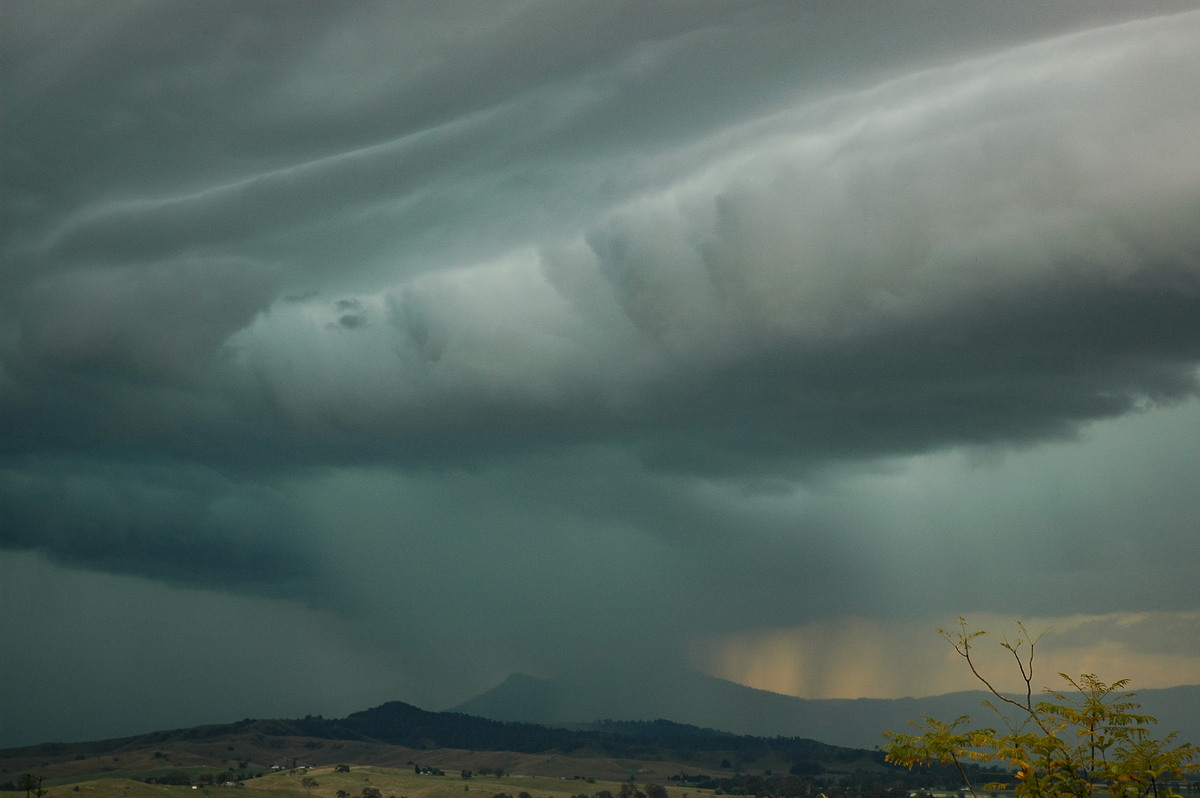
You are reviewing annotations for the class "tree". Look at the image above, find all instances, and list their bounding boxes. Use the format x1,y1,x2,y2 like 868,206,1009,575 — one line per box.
20,774,46,798
156,771,193,787
302,777,319,793
882,618,1199,798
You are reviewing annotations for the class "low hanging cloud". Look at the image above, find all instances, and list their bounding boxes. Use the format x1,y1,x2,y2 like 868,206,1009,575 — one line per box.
0,457,313,596
237,11,1200,473
8,9,1199,474
16,258,279,385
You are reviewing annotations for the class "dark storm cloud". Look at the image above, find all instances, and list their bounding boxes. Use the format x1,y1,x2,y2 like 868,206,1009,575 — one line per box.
4,2,754,274
2,0,1200,748
628,266,1200,474
0,457,315,596
13,257,279,384
1049,613,1200,658
8,6,1199,474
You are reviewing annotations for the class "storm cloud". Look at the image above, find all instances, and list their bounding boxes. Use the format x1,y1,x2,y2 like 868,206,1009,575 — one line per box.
2,1,1199,748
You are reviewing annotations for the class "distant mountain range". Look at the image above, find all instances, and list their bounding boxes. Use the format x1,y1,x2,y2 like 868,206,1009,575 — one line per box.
5,666,1194,787
1,697,889,787
451,666,1200,749
6,672,1196,796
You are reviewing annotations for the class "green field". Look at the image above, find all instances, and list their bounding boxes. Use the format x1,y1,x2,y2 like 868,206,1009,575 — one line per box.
31,767,698,798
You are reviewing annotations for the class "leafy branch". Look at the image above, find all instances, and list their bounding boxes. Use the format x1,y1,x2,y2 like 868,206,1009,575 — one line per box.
882,618,1199,798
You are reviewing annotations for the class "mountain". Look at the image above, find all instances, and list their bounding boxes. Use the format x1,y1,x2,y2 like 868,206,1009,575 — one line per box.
0,704,630,760
1,699,891,788
451,667,1200,749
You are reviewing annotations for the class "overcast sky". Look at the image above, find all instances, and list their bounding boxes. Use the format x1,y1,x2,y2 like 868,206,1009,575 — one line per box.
3,0,1200,750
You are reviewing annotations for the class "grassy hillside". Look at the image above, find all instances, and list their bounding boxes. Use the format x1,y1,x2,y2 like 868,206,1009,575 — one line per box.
0,734,890,786
22,765,727,798
0,704,945,797
0,703,873,788
2,733,905,798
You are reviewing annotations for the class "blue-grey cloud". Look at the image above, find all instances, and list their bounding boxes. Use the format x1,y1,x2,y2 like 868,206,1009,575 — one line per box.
0,457,316,597
2,1,1199,749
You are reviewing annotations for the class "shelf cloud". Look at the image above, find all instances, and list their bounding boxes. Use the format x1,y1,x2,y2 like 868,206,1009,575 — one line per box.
2,0,1198,748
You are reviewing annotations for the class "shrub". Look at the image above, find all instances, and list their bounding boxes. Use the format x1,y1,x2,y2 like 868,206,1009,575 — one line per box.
883,618,1199,797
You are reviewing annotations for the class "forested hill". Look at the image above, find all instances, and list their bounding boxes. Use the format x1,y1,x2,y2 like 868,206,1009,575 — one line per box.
2,700,853,767
343,703,846,763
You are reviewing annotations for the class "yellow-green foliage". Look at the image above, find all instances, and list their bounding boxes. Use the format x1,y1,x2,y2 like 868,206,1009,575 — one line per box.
883,618,1199,798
